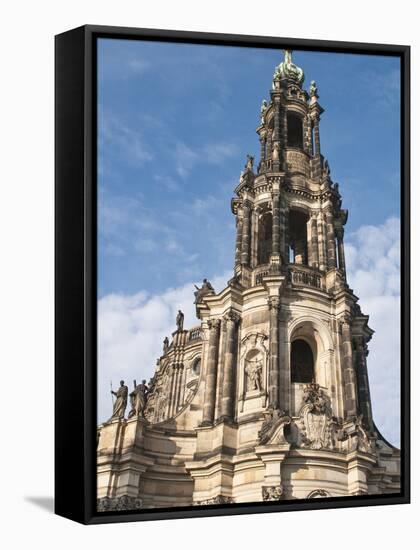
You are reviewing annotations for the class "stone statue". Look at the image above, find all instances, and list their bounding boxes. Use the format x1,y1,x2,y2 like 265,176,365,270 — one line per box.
194,278,215,305
245,154,254,171
302,382,329,415
260,99,268,122
163,336,169,353
176,310,184,331
309,80,318,97
272,142,280,161
110,380,128,420
128,379,148,418
245,361,262,391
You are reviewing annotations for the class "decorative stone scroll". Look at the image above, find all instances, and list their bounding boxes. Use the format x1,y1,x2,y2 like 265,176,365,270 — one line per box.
258,409,291,445
262,486,283,501
307,489,329,499
97,495,142,512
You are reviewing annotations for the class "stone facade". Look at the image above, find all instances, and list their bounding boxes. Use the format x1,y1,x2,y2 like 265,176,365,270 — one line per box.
97,51,400,511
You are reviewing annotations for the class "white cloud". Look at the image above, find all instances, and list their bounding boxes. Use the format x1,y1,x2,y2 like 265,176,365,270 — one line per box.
203,142,239,164
346,217,400,447
97,272,231,423
174,140,238,178
100,114,153,166
174,142,199,178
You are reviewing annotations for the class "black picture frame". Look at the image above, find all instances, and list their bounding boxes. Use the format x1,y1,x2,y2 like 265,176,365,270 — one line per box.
55,24,410,525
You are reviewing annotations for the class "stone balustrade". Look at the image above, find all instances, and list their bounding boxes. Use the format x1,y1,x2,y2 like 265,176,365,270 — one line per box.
253,265,271,286
188,327,202,341
289,265,324,290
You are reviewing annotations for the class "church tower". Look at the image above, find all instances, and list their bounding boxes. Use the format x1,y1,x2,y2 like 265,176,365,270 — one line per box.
97,51,400,511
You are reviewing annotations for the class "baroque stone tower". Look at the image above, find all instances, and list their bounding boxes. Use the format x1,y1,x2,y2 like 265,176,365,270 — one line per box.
97,51,400,511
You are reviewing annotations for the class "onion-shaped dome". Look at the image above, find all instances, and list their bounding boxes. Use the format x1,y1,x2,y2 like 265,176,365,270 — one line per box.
273,50,304,87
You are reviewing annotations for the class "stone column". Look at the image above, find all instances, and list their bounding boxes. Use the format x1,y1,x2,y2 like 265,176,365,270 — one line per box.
313,115,321,155
278,308,290,413
234,210,243,270
272,99,280,171
175,364,184,413
259,134,266,172
303,114,312,154
268,296,280,409
271,192,280,258
317,212,327,271
281,108,288,168
341,315,358,417
215,319,226,420
309,212,319,268
241,201,251,266
279,200,287,265
202,319,221,425
251,208,259,268
266,131,272,164
167,364,177,417
325,206,337,270
220,311,239,421
273,99,280,141
336,227,346,276
354,336,374,430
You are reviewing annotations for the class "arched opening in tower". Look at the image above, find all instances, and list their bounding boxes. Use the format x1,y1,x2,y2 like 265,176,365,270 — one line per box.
291,339,314,383
287,113,303,149
257,212,272,265
288,209,309,265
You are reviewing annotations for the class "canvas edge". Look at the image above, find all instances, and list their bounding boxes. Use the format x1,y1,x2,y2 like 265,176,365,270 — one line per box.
54,24,410,526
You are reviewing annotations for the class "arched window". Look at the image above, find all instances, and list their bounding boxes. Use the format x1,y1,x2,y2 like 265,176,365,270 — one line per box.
192,357,201,376
291,339,314,383
287,113,303,148
257,212,272,265
288,209,309,265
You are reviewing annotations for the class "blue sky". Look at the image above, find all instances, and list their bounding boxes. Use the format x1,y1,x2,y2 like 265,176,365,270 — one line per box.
97,38,401,446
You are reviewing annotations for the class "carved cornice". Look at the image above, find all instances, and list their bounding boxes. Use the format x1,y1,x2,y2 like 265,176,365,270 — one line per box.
284,184,339,204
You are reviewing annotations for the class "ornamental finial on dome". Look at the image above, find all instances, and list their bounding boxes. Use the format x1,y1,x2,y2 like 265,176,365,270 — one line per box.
273,49,305,88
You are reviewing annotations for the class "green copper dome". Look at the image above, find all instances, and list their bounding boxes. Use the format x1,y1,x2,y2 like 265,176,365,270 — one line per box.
273,50,305,87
